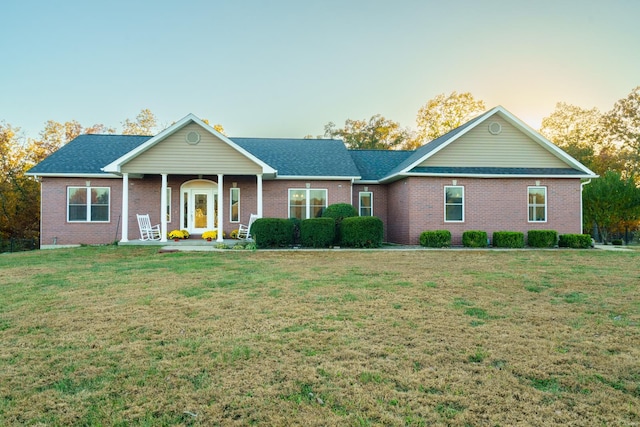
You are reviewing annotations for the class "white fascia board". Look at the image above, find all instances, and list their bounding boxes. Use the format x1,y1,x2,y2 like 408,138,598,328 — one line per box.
25,172,122,178
102,113,276,174
401,172,598,179
396,107,502,176
493,107,599,176
275,175,361,181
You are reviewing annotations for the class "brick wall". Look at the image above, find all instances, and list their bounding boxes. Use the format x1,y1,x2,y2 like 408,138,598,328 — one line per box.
40,175,584,246
403,177,583,245
40,177,123,246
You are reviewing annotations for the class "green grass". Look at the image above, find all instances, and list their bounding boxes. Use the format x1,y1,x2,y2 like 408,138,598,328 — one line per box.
0,246,638,426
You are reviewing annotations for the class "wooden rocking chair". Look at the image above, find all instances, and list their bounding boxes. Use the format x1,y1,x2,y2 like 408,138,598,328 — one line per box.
237,214,259,240
137,214,162,241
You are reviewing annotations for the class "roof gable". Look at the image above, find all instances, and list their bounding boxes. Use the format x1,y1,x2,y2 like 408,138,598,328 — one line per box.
103,114,275,175
382,106,596,180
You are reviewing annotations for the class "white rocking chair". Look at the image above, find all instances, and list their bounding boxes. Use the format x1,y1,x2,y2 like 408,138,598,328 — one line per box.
237,214,259,240
137,214,162,241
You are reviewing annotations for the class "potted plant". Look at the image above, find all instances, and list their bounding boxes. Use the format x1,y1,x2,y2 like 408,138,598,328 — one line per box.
202,230,225,241
168,229,187,241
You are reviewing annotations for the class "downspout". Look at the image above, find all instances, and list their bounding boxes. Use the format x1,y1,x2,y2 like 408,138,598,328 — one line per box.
350,178,354,206
580,179,591,234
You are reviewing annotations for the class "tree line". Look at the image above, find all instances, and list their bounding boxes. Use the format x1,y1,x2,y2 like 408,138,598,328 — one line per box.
2,89,639,243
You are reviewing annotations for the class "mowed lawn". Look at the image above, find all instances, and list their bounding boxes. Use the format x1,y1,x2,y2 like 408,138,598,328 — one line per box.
0,246,639,426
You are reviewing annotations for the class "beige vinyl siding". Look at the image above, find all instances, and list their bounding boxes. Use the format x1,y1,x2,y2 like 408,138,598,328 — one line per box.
420,116,568,168
122,123,263,174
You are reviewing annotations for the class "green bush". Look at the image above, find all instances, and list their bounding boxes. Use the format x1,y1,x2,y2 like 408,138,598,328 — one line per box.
462,231,488,248
419,230,451,248
527,230,558,248
322,203,358,244
558,234,592,249
611,239,623,246
340,217,383,248
492,231,524,248
251,218,294,248
300,218,335,248
289,217,301,245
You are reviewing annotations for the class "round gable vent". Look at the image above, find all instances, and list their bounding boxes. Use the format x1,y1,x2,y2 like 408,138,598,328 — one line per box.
186,131,201,145
488,122,502,135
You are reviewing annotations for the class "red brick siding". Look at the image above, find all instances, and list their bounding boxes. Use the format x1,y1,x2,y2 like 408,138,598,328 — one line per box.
40,177,123,246
40,176,583,246
402,177,582,245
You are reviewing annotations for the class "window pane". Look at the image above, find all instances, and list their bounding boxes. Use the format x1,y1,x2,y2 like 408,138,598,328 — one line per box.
68,187,87,221
446,187,463,204
360,192,372,216
309,189,326,218
445,186,463,221
166,188,171,222
289,190,306,219
69,205,87,221
528,187,546,222
90,188,109,221
230,188,240,222
446,205,463,221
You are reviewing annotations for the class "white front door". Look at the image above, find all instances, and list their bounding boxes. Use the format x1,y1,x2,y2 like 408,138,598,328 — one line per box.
181,180,218,234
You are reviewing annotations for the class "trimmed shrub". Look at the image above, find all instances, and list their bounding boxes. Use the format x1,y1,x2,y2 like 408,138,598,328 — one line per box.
527,230,558,248
419,230,451,248
340,216,383,248
300,218,335,248
322,203,358,244
462,230,488,248
558,234,592,249
611,239,623,246
251,218,294,248
493,231,524,248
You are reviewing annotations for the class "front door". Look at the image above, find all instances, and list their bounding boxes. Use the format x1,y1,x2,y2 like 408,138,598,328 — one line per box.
181,180,218,234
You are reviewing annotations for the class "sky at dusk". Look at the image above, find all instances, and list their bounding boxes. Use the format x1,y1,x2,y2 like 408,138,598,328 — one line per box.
1,0,639,140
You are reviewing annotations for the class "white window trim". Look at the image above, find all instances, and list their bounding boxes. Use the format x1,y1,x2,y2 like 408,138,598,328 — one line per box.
528,186,547,223
288,188,328,220
230,187,240,223
444,185,464,223
359,191,373,216
67,186,110,223
166,187,172,223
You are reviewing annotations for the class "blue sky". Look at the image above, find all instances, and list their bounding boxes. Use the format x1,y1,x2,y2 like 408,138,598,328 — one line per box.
1,0,639,139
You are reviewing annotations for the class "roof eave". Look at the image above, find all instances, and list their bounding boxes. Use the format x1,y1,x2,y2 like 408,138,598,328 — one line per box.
400,172,599,179
26,172,122,178
275,175,361,181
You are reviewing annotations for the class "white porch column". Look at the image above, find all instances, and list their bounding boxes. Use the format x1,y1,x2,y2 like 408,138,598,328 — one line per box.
160,173,168,242
120,173,129,242
256,173,263,218
217,174,224,242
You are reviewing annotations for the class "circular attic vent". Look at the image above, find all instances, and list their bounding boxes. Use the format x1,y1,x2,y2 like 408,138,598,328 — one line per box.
488,122,502,135
185,131,201,145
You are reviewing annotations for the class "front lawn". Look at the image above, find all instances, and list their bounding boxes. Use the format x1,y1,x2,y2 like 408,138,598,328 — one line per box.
0,246,638,425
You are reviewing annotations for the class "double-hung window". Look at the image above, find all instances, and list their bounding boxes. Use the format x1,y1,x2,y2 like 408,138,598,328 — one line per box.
359,191,373,216
67,186,110,222
289,189,327,220
444,186,464,222
528,186,547,222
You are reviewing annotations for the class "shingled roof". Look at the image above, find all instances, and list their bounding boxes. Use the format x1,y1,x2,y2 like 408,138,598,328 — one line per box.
27,134,151,175
232,138,361,178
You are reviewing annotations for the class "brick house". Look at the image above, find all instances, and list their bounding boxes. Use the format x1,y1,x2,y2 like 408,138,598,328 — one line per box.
27,106,597,247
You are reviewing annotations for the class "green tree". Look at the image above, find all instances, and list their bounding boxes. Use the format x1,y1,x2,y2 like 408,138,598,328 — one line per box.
602,86,640,175
0,123,39,239
122,108,157,135
583,170,640,243
324,114,409,150
412,91,486,148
